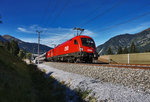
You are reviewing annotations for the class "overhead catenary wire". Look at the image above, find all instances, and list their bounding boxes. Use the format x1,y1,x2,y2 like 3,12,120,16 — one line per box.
46,0,72,45
80,0,127,27
97,11,150,32
37,0,60,46
34,0,52,54
50,0,70,25
76,0,108,27
40,0,60,35
39,0,53,27
44,0,60,26
41,0,71,46
49,0,109,45
35,0,53,53
42,0,69,35
37,0,150,51
89,2,150,30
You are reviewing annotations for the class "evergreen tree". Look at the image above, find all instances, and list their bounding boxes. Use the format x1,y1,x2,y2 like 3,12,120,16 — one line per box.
10,40,20,56
107,47,113,55
4,41,11,51
117,46,123,54
123,46,128,54
130,42,136,53
145,48,150,52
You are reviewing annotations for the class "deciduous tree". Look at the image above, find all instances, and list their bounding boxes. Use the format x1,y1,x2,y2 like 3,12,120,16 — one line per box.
18,50,25,59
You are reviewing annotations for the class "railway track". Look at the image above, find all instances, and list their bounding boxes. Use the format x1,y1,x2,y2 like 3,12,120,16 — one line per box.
49,62,150,70
89,63,150,70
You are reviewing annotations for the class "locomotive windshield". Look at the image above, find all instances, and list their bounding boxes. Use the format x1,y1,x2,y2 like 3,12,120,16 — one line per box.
81,38,95,48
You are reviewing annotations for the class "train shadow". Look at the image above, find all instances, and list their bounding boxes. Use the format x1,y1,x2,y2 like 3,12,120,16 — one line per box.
40,69,86,102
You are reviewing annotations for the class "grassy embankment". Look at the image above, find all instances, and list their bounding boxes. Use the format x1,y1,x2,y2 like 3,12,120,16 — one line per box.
0,46,66,102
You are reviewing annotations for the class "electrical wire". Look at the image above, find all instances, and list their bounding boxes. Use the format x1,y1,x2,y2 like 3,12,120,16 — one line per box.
80,0,127,27
40,0,61,38
44,0,60,26
98,11,150,32
50,0,70,25
39,0,53,26
42,0,71,45
89,2,150,30
76,0,108,27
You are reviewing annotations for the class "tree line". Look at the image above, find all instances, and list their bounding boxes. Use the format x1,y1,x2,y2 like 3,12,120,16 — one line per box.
0,40,32,59
107,42,138,55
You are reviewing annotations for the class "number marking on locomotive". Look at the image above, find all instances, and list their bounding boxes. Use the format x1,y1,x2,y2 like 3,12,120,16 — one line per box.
64,46,69,51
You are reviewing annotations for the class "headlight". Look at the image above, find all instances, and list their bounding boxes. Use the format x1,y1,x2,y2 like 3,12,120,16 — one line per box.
80,47,83,51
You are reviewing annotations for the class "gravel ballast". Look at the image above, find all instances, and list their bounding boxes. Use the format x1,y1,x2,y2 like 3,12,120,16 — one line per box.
43,62,150,93
38,63,150,102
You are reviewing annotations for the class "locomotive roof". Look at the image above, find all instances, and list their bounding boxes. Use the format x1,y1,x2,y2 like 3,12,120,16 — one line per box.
54,35,93,48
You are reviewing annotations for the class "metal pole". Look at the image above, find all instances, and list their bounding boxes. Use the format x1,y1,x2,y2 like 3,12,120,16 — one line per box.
128,53,129,64
36,30,42,65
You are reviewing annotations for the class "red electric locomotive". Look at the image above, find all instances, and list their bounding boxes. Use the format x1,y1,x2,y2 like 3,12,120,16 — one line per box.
46,35,98,63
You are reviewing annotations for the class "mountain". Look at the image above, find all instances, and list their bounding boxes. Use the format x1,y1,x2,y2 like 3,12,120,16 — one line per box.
2,35,52,54
0,35,7,42
96,28,150,55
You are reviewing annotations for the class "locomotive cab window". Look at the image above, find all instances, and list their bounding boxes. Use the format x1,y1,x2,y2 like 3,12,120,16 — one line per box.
74,40,78,45
81,38,95,48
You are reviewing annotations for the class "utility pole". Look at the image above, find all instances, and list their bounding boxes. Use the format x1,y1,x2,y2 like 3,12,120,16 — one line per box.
36,30,42,65
73,27,84,36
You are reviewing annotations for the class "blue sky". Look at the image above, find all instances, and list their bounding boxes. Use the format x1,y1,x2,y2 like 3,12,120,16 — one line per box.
0,0,150,47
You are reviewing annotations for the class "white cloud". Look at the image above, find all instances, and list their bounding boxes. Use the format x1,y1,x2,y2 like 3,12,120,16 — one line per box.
17,25,95,47
17,27,35,33
17,27,28,32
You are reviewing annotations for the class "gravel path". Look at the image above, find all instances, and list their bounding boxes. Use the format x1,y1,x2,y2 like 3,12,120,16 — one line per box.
38,63,150,102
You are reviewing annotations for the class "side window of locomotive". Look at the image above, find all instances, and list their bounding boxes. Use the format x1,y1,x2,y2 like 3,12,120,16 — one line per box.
74,40,78,45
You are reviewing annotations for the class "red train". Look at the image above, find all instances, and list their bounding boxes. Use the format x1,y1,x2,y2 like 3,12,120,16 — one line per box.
46,35,98,63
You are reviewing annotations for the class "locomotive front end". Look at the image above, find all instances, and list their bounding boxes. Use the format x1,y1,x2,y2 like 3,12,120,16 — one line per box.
79,36,98,62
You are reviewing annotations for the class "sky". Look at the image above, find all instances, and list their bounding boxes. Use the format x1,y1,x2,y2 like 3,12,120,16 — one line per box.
0,0,150,47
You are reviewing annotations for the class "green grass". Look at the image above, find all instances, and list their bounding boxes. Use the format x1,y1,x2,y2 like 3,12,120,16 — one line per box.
0,46,66,102
75,88,95,101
